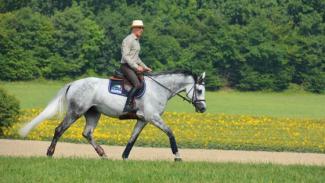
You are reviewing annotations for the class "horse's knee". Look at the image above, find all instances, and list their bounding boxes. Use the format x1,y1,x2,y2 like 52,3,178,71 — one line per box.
164,128,174,138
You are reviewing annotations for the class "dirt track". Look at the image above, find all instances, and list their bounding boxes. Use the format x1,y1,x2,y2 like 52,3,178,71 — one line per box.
1,139,325,166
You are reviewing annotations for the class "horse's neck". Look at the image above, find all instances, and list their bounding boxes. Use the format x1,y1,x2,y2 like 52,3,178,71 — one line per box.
152,74,193,97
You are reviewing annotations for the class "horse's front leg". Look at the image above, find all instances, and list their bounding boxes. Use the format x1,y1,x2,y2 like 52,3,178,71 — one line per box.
151,114,182,161
122,120,147,160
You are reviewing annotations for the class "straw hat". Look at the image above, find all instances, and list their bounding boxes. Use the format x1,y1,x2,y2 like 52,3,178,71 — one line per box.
131,20,144,28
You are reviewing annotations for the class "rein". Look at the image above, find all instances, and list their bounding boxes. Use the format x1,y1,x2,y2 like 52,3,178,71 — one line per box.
144,74,202,105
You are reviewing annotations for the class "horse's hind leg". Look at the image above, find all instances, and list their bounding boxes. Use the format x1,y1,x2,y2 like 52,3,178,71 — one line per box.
47,111,80,157
82,107,107,158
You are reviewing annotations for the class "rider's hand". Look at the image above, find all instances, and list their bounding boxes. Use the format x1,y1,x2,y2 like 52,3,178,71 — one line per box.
145,67,152,72
136,66,144,73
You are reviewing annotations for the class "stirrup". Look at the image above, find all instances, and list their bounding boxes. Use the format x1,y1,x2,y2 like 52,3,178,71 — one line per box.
123,104,138,113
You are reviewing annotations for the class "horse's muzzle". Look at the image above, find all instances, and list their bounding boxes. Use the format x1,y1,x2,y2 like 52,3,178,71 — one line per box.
194,101,206,113
199,107,206,113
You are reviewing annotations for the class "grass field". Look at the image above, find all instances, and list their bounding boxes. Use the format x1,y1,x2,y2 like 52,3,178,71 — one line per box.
0,156,324,183
1,80,325,119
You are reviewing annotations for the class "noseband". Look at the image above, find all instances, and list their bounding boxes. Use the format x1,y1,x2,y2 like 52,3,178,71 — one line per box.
185,81,206,110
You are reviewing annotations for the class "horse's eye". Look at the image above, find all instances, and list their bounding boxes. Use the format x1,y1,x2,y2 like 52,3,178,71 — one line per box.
197,89,202,95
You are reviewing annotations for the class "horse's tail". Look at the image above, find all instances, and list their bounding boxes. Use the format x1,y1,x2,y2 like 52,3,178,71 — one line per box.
19,83,72,137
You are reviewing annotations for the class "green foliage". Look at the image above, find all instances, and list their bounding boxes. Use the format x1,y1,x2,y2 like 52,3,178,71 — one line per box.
0,8,53,80
0,87,19,135
48,5,105,79
0,0,324,92
302,71,325,94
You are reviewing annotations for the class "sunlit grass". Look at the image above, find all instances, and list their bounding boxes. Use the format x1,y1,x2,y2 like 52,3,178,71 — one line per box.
0,156,324,183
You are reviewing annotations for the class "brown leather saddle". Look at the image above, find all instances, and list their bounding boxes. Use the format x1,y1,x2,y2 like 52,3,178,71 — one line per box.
109,70,144,92
109,70,146,120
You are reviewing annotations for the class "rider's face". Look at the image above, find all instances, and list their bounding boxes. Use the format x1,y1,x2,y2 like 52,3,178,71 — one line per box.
132,27,144,38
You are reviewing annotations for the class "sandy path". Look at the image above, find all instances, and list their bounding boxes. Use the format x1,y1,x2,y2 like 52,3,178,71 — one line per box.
1,139,325,166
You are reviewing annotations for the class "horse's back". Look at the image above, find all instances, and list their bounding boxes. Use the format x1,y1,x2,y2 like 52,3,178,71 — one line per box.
66,77,108,99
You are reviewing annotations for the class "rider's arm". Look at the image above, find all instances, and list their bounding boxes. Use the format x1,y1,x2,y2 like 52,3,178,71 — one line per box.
137,58,148,69
121,38,139,70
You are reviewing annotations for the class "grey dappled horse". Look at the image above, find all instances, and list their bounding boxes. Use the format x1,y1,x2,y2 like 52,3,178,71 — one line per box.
19,71,207,161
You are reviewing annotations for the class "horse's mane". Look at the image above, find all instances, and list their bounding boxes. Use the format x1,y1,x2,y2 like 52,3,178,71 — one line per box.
147,69,197,79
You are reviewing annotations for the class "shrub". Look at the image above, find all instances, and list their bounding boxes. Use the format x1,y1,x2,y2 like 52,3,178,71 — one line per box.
303,72,325,94
237,69,290,91
0,87,20,135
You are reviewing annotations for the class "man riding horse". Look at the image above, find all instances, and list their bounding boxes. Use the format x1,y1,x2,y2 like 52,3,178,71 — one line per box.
120,20,152,113
19,20,207,161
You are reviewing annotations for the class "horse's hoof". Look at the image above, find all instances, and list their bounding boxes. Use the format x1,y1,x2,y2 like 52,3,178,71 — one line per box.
100,154,108,159
174,157,182,162
46,148,54,157
123,158,128,161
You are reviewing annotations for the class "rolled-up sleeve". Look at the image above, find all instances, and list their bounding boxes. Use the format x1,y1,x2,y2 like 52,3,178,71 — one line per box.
121,39,138,70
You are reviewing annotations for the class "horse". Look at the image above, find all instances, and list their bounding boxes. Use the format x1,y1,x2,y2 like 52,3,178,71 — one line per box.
19,70,207,161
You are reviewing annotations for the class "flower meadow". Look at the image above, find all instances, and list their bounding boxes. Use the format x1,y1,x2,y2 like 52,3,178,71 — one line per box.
3,109,325,153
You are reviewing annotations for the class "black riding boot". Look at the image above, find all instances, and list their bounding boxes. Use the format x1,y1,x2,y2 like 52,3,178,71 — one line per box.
123,87,138,113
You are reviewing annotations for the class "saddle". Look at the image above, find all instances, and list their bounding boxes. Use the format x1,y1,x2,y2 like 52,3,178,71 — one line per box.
108,70,146,99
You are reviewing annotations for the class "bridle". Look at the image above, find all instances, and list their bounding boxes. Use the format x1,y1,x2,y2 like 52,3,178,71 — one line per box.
184,80,206,112
185,81,206,102
145,74,206,109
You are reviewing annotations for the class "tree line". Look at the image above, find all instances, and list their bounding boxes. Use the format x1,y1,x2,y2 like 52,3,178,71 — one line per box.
0,0,324,93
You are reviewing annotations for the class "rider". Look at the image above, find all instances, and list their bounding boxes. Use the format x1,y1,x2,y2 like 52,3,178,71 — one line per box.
120,20,152,112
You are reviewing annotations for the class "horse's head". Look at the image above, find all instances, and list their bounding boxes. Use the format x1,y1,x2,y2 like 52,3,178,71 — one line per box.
186,72,207,113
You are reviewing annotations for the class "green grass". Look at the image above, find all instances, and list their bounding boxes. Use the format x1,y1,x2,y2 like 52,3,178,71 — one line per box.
167,90,325,119
0,156,324,183
0,80,64,109
1,80,325,119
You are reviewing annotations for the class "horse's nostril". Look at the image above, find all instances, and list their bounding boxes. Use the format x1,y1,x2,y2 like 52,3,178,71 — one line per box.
201,107,206,113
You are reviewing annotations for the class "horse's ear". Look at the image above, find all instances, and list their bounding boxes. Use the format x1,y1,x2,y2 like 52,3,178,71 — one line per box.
201,72,206,80
197,72,206,84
